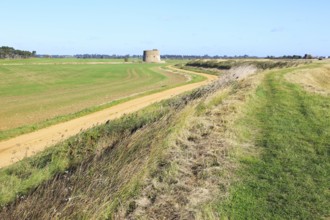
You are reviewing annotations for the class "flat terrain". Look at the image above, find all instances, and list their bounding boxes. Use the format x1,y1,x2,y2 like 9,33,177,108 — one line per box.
0,60,187,132
0,67,216,168
0,58,129,64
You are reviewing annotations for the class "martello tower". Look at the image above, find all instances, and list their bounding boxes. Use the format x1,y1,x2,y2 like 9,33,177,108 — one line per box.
143,49,161,63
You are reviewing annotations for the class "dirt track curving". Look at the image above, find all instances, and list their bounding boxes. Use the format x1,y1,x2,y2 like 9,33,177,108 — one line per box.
0,67,217,168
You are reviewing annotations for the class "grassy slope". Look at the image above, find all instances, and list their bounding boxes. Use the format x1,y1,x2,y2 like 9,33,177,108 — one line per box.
122,70,260,219
218,66,330,219
0,62,199,140
0,82,214,218
286,61,330,95
0,99,171,207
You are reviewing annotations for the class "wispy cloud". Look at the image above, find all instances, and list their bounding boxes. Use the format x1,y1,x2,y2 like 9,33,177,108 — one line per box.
271,27,286,33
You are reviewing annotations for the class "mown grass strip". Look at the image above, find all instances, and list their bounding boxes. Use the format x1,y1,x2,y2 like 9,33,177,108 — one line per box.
220,67,330,219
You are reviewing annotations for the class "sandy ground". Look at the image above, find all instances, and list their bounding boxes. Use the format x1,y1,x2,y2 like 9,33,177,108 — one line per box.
0,67,217,168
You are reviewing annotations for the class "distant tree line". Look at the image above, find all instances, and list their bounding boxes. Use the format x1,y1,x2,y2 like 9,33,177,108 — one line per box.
266,54,327,60
32,52,330,60
0,46,36,59
74,54,261,60
267,55,304,59
161,54,258,59
36,55,73,58
74,54,137,59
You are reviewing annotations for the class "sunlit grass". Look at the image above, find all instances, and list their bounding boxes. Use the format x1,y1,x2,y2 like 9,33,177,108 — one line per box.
218,67,330,219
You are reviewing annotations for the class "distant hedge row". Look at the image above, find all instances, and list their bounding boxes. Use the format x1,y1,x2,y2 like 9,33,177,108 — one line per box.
186,59,309,70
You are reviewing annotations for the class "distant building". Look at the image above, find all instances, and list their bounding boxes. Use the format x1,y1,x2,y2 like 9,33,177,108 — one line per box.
143,49,161,63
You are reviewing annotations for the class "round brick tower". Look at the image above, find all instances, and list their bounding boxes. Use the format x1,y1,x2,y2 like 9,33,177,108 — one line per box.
143,49,161,63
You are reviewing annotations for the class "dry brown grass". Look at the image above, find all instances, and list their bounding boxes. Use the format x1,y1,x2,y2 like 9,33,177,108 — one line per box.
286,63,330,96
0,111,178,219
119,67,262,219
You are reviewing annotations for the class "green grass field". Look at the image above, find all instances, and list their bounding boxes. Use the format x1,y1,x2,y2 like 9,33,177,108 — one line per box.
0,59,192,140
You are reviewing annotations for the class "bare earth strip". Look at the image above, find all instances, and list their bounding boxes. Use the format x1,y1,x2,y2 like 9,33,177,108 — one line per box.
0,67,217,168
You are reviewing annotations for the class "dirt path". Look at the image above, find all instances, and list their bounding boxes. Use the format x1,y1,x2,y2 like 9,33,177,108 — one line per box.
0,67,217,168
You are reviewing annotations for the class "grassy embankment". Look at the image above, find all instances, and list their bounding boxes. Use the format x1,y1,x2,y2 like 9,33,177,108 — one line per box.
177,59,312,77
173,59,329,219
209,63,330,219
0,75,219,218
0,60,204,140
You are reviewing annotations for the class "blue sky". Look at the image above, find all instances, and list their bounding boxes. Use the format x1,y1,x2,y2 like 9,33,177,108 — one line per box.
1,0,329,56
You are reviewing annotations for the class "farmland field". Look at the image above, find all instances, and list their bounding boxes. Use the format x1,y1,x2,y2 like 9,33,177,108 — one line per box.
0,58,129,64
0,59,190,137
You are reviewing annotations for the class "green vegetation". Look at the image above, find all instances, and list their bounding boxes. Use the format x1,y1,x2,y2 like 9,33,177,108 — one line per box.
0,79,216,218
0,46,35,59
186,59,311,70
217,67,330,219
177,63,221,76
0,100,169,208
1,60,329,219
0,61,200,140
0,58,133,64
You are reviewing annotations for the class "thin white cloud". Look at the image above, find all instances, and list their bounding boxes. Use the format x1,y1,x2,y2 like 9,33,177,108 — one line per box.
271,27,286,33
